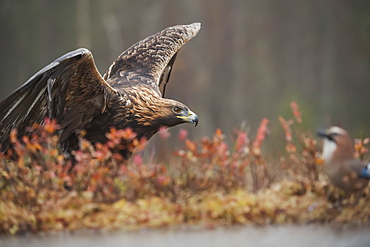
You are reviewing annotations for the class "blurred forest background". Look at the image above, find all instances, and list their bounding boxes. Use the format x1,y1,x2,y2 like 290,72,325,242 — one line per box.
0,0,370,149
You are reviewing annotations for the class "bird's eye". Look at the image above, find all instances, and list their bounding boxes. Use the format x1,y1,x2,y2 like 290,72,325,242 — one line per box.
173,106,182,114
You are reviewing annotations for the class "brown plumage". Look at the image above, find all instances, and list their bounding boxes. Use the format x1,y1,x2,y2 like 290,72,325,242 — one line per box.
0,23,200,159
317,126,370,193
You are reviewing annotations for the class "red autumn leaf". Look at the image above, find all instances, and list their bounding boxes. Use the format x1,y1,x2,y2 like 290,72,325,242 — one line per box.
235,131,248,151
215,128,223,137
157,174,170,186
158,126,171,139
178,129,188,141
254,118,269,148
133,154,143,165
185,139,197,152
290,101,302,123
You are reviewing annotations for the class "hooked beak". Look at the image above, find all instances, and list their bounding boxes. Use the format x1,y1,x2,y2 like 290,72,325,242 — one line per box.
177,110,199,127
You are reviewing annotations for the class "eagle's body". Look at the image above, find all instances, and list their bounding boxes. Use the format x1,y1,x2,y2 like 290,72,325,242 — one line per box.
0,23,200,159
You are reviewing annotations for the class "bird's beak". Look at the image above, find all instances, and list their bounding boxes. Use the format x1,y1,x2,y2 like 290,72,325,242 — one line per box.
317,129,328,138
177,110,199,127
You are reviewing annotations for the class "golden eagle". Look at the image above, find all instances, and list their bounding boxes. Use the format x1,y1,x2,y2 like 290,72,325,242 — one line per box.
0,23,200,159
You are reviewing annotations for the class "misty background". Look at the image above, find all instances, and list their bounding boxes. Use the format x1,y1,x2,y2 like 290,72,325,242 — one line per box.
0,0,369,148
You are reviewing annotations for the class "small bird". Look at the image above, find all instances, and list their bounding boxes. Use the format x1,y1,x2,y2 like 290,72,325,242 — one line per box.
0,23,200,160
317,126,370,194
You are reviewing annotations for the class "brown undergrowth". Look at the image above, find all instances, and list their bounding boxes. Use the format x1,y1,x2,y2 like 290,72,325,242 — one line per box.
0,102,369,235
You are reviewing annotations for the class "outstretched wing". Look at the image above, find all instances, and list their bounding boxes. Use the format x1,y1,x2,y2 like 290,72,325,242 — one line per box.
0,48,116,151
103,22,201,97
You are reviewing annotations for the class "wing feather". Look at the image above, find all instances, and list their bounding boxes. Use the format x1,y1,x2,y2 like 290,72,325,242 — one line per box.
349,160,369,178
0,48,115,151
103,23,201,96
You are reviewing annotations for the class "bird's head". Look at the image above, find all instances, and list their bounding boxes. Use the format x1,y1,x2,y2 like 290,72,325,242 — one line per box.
154,98,198,127
317,126,354,163
126,93,198,139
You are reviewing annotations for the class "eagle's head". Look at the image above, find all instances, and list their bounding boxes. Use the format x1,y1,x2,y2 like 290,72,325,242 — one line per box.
152,98,199,128
122,90,198,139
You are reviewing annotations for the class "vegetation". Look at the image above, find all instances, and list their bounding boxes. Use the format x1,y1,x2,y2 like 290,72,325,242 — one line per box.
0,102,369,235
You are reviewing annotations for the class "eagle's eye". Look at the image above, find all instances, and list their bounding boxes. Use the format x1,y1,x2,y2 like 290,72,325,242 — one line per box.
173,106,182,114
